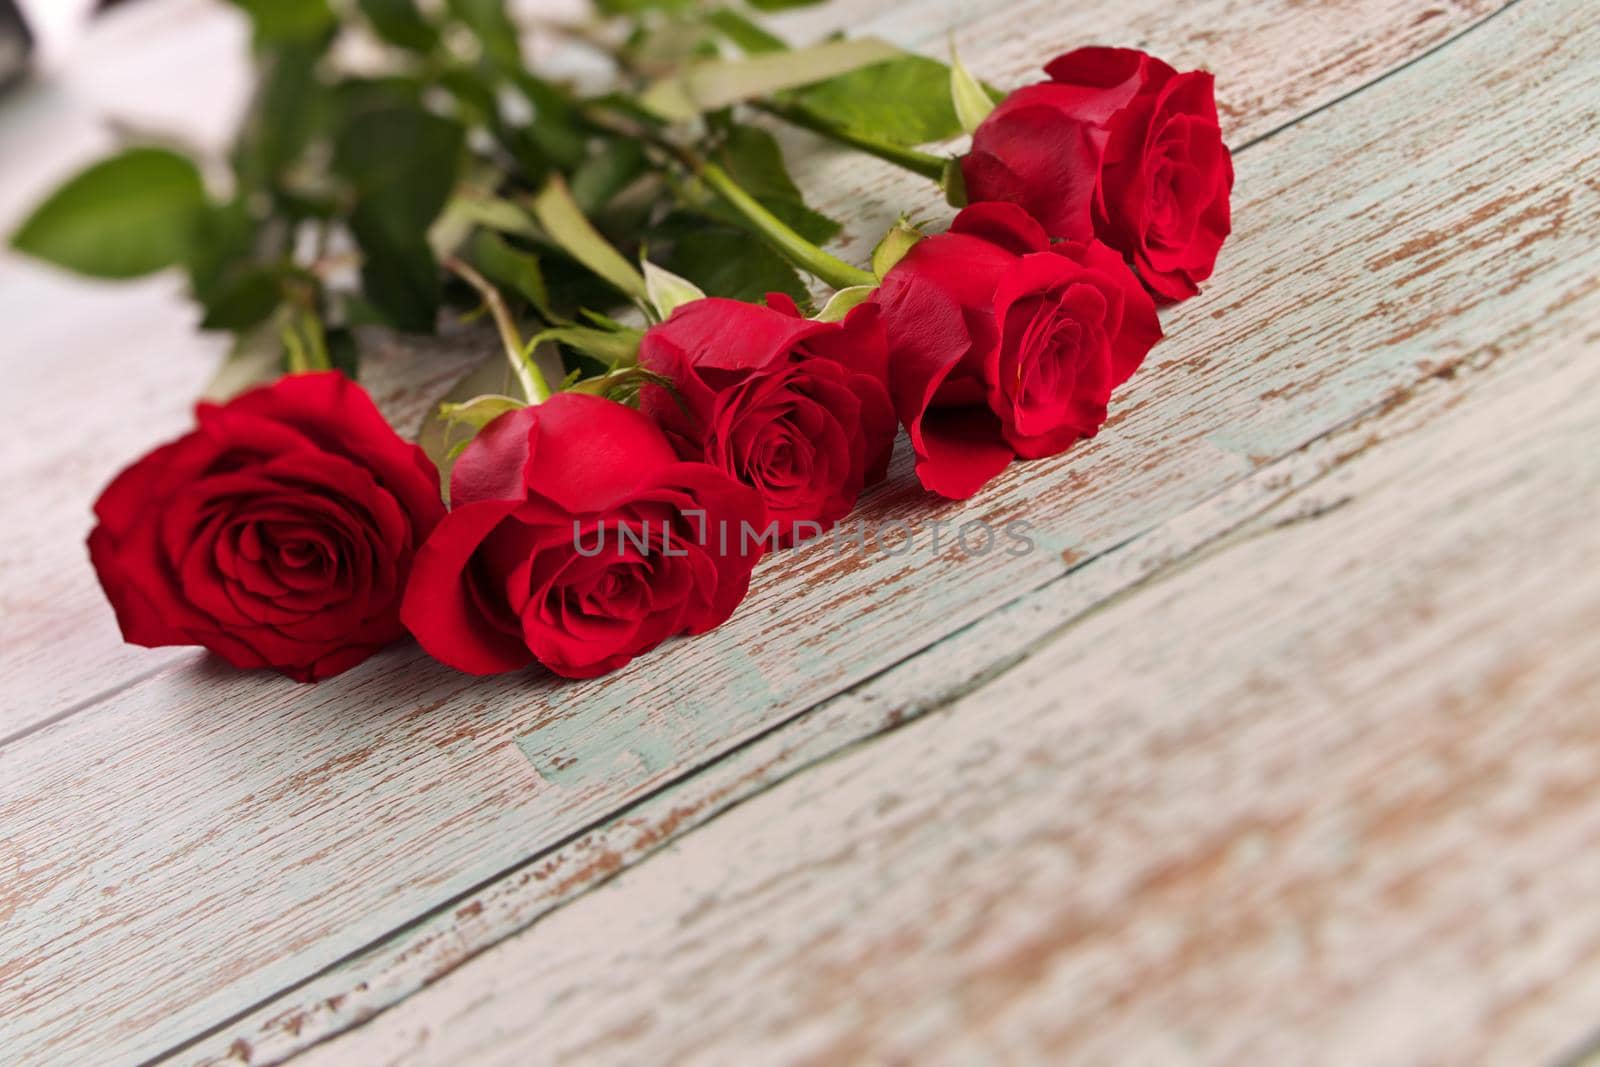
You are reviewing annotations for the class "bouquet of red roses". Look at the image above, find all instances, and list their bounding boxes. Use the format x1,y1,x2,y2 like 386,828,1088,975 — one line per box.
12,0,1231,683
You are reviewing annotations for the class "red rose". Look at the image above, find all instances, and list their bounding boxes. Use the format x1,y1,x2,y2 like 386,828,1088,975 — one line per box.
87,372,445,681
402,393,765,679
872,202,1161,499
962,47,1234,302
638,295,895,544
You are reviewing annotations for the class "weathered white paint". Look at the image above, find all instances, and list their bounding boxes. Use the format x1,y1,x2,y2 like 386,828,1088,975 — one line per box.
290,277,1600,1067
3,0,1594,1065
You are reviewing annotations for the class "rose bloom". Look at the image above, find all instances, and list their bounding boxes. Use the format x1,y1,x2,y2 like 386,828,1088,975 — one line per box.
87,372,445,681
962,46,1234,302
872,202,1161,500
638,295,896,545
402,393,765,679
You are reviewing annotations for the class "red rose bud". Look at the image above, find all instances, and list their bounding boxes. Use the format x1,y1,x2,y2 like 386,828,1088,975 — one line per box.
638,295,896,545
87,372,446,682
402,393,765,680
872,202,1162,500
962,46,1234,302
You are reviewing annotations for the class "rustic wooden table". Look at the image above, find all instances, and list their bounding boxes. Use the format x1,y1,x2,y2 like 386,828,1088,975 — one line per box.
2,0,1597,1064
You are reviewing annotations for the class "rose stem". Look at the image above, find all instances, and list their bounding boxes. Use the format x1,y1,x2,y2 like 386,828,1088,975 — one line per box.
580,101,877,292
753,101,949,182
442,255,552,403
695,161,878,291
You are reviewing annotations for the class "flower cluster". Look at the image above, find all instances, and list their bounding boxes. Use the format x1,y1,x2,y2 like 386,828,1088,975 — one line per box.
52,32,1231,682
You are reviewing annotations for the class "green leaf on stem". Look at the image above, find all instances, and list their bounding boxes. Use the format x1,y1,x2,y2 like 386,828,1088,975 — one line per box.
335,106,463,331
813,285,876,322
643,260,706,320
942,156,968,207
510,74,588,171
334,106,464,234
527,176,650,303
226,0,335,45
233,44,328,190
11,147,206,279
418,358,529,497
527,325,644,368
713,123,839,244
785,55,961,146
469,230,554,320
186,197,260,305
353,212,442,332
654,216,808,305
871,217,923,279
438,394,526,457
640,37,901,121
571,139,651,215
357,0,438,52
199,267,284,332
950,43,995,133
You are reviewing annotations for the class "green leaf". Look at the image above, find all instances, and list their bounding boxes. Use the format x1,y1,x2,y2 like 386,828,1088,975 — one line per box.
199,268,283,332
352,209,441,332
527,176,649,303
714,123,839,245
528,325,644,368
570,139,650,215
11,148,206,279
871,217,923,279
641,37,901,121
656,216,808,305
785,55,961,146
745,0,825,9
470,230,553,319
439,393,525,435
446,0,521,67
227,0,335,44
325,327,361,378
334,106,464,238
232,44,328,190
418,359,530,496
358,0,438,52
643,260,706,320
813,285,876,322
942,156,968,207
512,75,588,171
705,9,786,54
335,107,462,332
950,44,995,133
186,197,259,304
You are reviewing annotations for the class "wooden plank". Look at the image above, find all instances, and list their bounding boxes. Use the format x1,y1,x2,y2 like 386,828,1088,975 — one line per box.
176,267,1600,1067
5,0,1572,1064
285,274,1600,1067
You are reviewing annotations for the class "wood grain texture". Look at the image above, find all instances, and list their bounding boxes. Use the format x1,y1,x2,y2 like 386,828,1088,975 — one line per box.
288,258,1600,1067
2,0,1587,1065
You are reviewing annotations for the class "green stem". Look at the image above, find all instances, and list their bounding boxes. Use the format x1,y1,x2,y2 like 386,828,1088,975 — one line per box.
443,255,552,403
280,303,332,373
697,161,877,291
756,101,949,182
